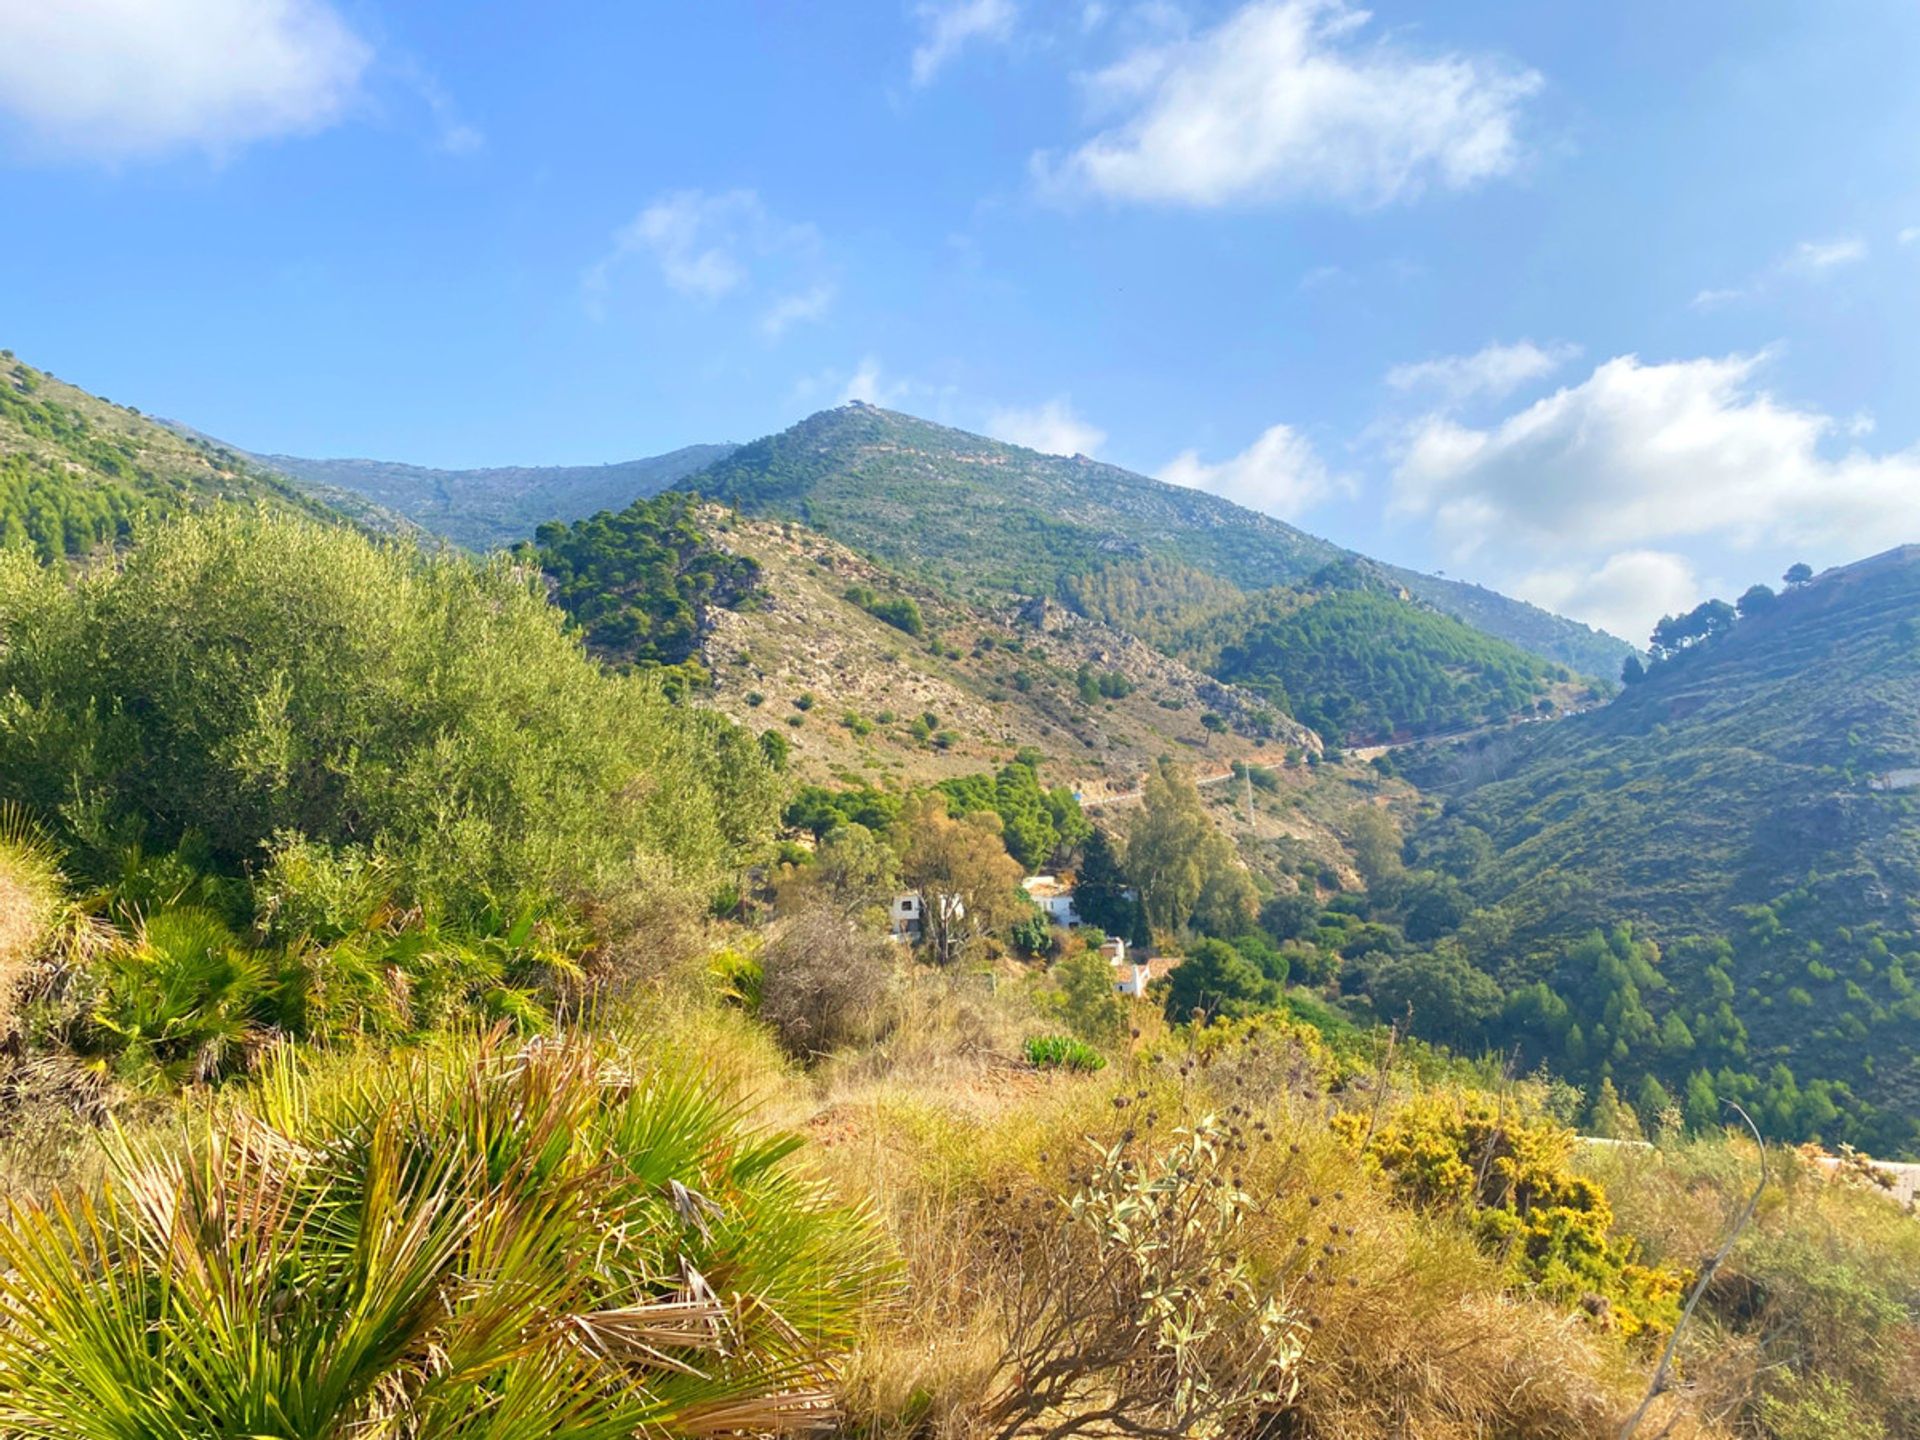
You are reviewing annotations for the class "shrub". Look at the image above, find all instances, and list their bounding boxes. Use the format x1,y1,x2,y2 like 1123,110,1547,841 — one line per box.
88,906,265,1088
1334,1089,1688,1341
1011,912,1054,958
1571,1132,1920,1437
0,808,63,1035
979,1114,1303,1436
1055,949,1127,1045
0,1035,891,1435
1023,1033,1107,1072
0,513,781,922
710,943,765,1011
758,907,896,1061
844,586,925,638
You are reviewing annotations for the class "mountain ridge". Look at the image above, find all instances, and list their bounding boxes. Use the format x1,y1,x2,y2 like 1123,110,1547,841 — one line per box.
253,443,738,551
249,399,1631,676
683,403,1634,678
1,353,406,551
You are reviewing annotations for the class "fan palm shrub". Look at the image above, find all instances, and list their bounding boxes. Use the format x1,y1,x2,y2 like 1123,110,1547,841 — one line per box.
1023,1033,1108,1073
0,1032,893,1436
87,906,267,1087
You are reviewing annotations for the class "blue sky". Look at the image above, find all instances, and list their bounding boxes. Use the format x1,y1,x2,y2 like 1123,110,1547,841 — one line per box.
2,0,1918,642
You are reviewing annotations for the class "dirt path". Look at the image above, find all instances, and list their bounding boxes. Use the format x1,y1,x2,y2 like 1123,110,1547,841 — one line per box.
1079,754,1285,811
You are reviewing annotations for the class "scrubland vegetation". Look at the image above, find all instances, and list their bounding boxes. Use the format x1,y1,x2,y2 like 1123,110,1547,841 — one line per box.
527,490,764,675
0,502,1913,1438
1066,557,1563,744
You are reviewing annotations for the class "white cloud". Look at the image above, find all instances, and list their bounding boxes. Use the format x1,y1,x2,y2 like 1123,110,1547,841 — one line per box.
1689,286,1745,310
911,0,1017,86
1392,351,1920,600
404,65,482,155
839,357,907,406
1160,423,1338,518
600,191,755,300
987,397,1107,456
1789,236,1867,273
1298,263,1350,291
1036,0,1540,208
584,190,823,320
1386,339,1578,404
1691,234,1869,312
0,0,370,160
1898,226,1919,246
760,283,836,339
1513,550,1708,646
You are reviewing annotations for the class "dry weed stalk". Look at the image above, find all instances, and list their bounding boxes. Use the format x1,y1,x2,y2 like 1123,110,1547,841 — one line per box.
980,1113,1307,1440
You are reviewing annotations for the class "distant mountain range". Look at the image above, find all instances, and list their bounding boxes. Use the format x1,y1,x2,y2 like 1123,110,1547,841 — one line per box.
261,401,1630,678
684,404,1634,678
251,445,737,552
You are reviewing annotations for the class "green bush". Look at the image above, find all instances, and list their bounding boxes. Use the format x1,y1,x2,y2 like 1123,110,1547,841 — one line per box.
0,510,781,922
1025,1033,1108,1072
1334,1089,1687,1341
526,491,761,667
844,584,925,637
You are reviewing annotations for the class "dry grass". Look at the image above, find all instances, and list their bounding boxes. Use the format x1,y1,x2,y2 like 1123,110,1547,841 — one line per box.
0,821,62,1036
1581,1136,1920,1440
0,916,1909,1439
742,979,1697,1440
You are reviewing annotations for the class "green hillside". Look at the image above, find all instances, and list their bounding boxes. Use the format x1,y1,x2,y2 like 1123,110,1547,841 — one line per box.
523,492,763,670
1404,548,1920,1153
1189,578,1559,744
254,443,736,551
1061,555,1564,744
0,353,385,557
685,402,1632,677
0,354,1915,1440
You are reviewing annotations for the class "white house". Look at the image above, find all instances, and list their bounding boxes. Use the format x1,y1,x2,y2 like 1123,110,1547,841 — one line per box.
1022,875,1079,927
888,892,923,942
1109,944,1177,999
888,890,965,943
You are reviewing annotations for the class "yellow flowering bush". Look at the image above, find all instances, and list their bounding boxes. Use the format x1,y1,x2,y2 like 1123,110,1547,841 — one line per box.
1335,1089,1689,1341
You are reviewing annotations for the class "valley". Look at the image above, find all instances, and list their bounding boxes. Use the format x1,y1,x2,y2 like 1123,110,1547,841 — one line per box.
0,349,1914,1440
9,7,1917,1432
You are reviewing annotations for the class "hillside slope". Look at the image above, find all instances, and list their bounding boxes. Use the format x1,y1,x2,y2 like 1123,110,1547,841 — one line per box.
692,510,1317,792
686,402,1632,676
1409,547,1920,1148
0,352,394,554
255,444,736,551
683,407,1628,675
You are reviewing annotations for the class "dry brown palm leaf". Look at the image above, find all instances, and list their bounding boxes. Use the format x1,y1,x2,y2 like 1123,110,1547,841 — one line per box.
568,1296,730,1373
674,1385,842,1437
